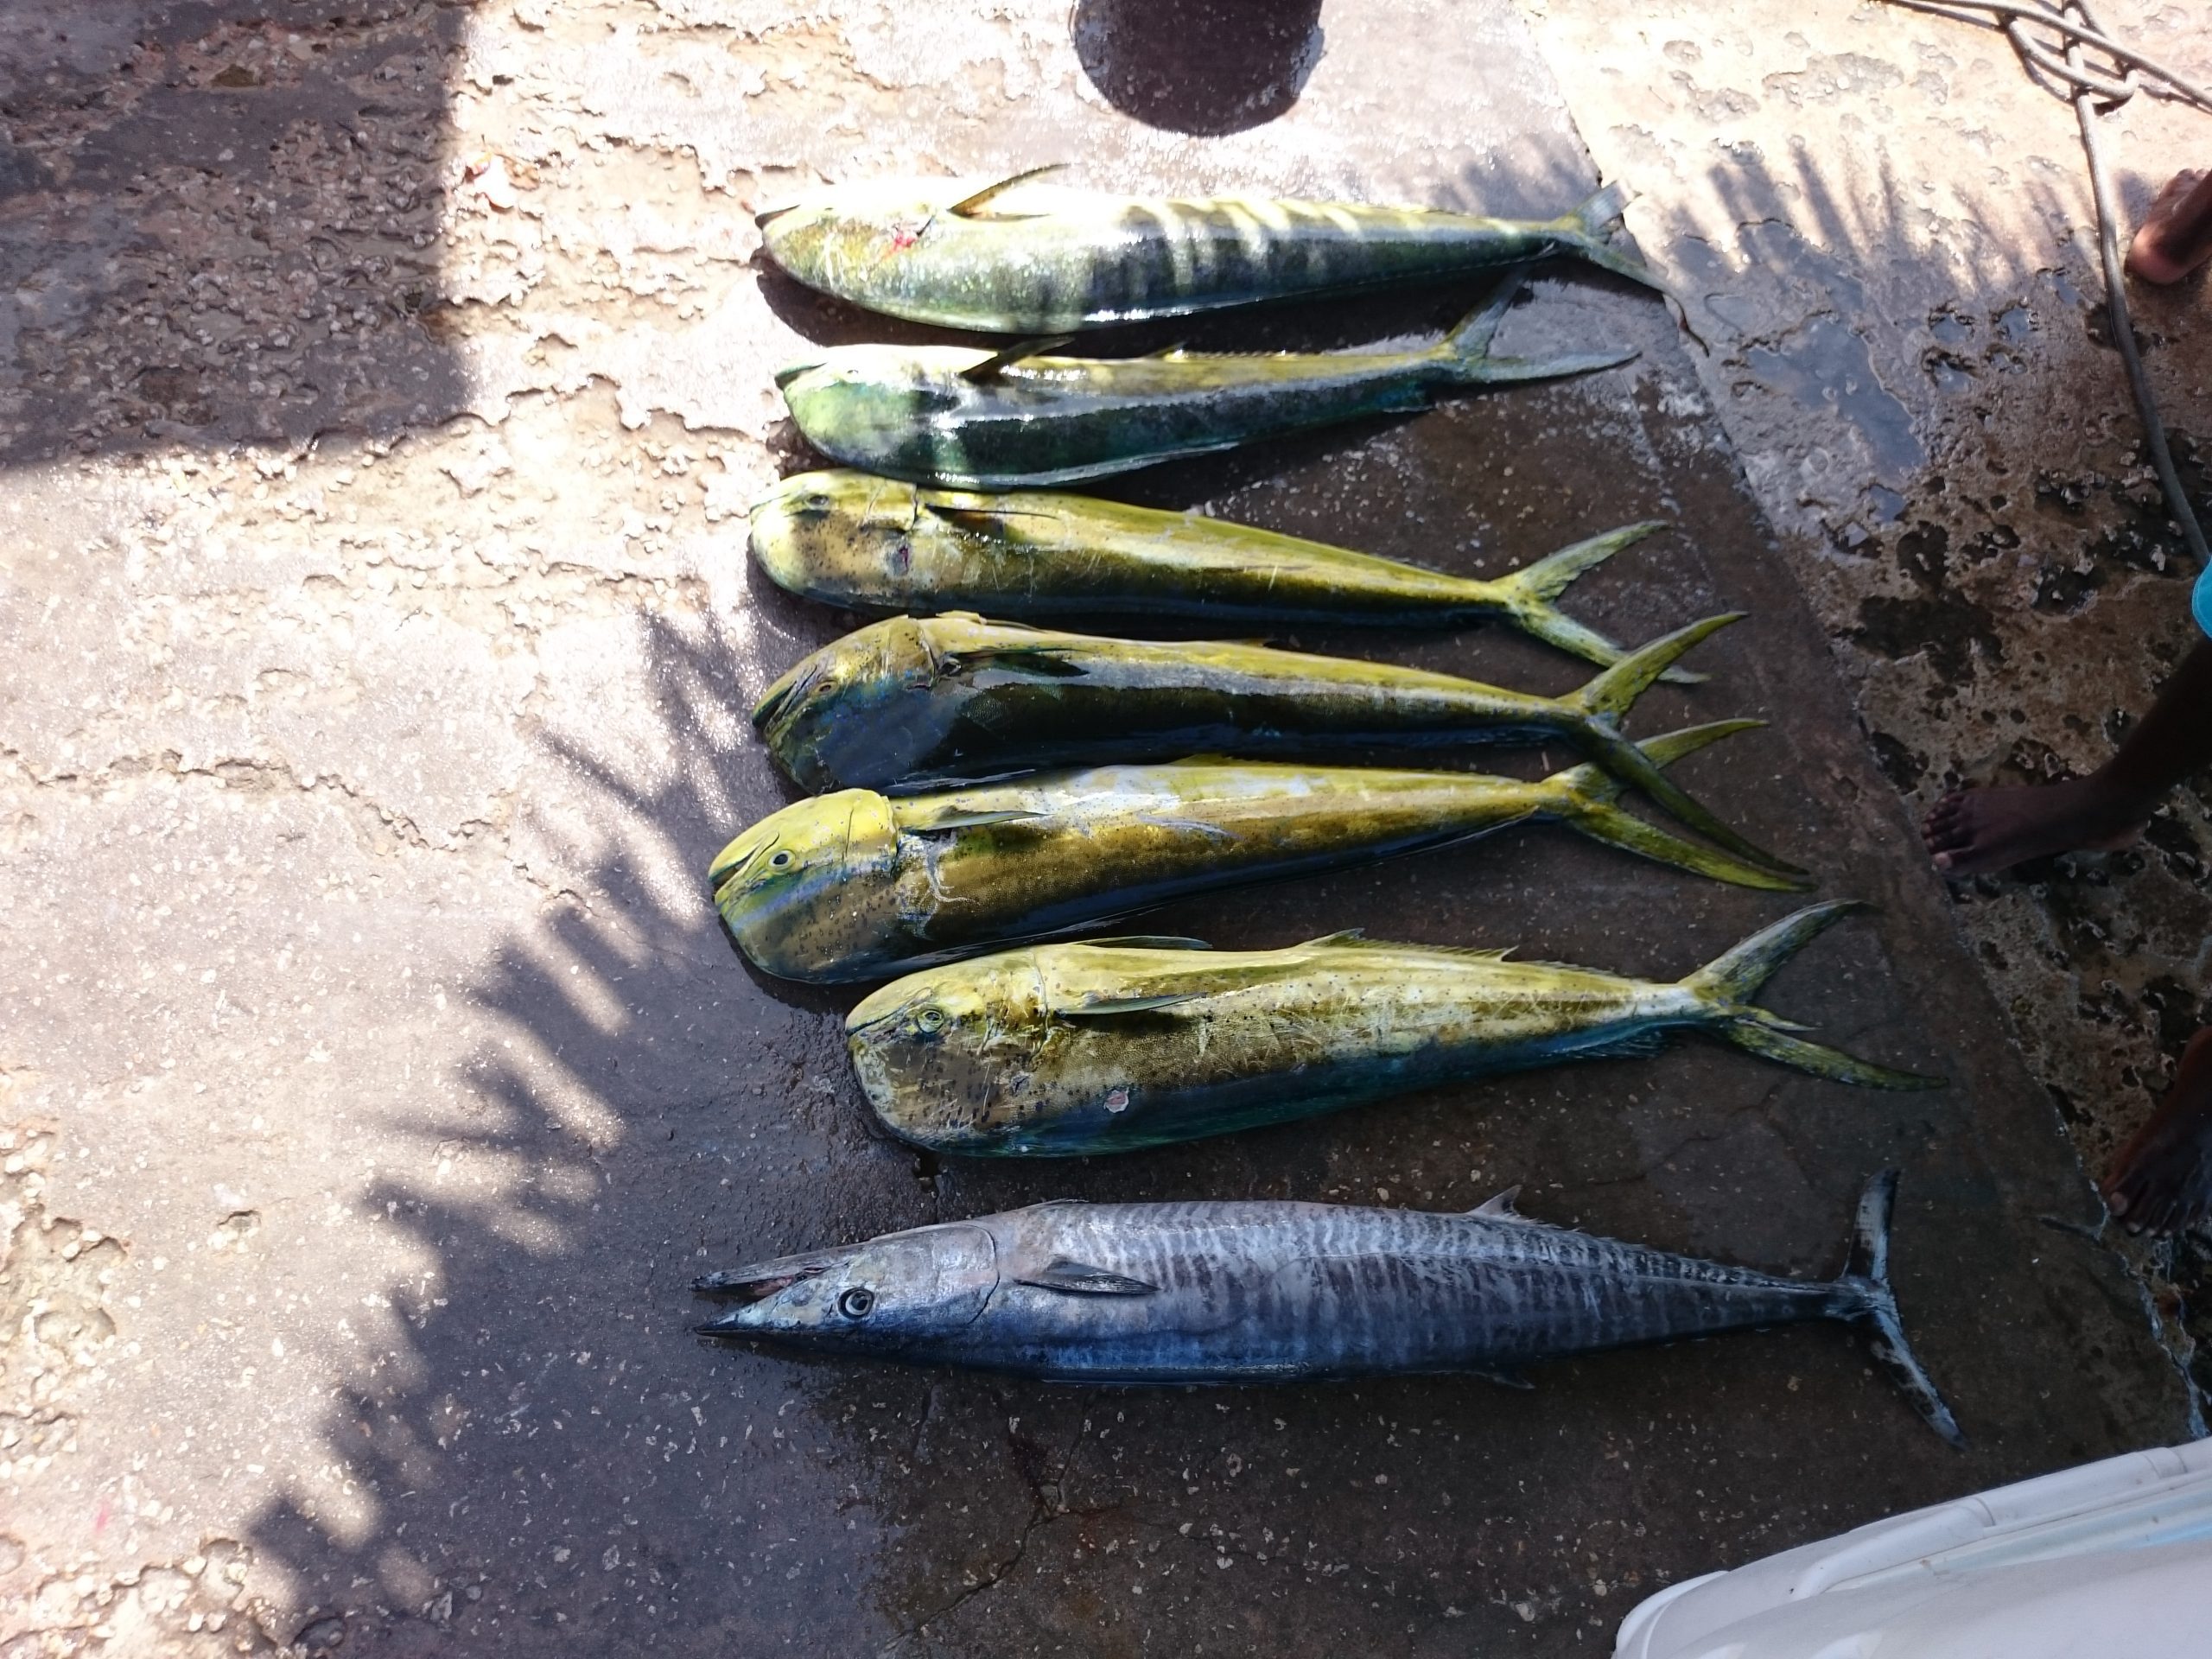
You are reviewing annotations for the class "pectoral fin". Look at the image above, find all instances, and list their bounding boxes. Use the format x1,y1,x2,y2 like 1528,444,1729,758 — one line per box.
1079,936,1214,950
919,501,1056,531
1017,1258,1159,1296
900,804,1046,832
947,164,1067,218
1057,992,1206,1019
956,644,1089,679
961,336,1076,382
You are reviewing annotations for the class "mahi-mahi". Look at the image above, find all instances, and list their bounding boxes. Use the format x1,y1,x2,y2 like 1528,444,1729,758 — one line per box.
846,902,1940,1158
708,723,1810,984
749,470,1685,677
755,171,1659,333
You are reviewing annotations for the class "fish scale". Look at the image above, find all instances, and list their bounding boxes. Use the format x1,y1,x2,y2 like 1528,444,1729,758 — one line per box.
692,1179,1963,1446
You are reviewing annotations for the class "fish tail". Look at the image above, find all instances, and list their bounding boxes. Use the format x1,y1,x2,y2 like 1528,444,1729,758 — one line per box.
1549,181,1668,292
1440,267,1637,385
1567,181,1633,236
1482,522,1707,683
1544,722,1814,892
1827,1171,1967,1447
1569,612,1737,719
1685,902,1948,1089
1565,613,1809,875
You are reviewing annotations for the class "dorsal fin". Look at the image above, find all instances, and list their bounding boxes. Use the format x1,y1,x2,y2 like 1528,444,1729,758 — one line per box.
960,336,1075,383
1077,936,1214,950
947,163,1067,218
1471,1186,1526,1219
1297,928,1367,947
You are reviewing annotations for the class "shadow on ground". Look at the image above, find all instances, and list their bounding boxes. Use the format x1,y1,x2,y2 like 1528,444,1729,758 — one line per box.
1071,0,1326,136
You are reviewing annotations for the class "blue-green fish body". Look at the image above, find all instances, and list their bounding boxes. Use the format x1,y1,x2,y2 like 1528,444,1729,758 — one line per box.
775,283,1631,488
706,724,1809,984
757,173,1659,332
748,471,1681,676
846,903,1939,1158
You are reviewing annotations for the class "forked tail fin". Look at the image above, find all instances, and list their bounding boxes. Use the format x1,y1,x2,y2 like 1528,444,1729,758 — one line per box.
1682,903,1948,1090
1567,610,1733,716
1559,613,1810,874
1551,182,1668,292
1440,269,1637,385
1542,721,1813,891
1481,521,1703,683
1828,1171,1967,1447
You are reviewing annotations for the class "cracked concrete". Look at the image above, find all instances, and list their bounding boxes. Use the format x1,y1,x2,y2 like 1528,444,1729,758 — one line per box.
0,0,2200,1655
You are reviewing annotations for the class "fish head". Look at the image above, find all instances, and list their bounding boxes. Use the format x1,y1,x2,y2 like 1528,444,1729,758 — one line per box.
774,348,970,480
708,790,903,980
845,951,1050,1150
748,469,931,602
755,179,991,289
696,1222,999,1354
753,617,944,791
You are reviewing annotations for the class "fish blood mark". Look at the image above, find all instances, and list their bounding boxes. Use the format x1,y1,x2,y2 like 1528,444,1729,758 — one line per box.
1104,1086,1131,1113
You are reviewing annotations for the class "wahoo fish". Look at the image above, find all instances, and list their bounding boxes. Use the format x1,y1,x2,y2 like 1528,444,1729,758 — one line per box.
846,902,1940,1159
755,171,1659,333
695,1171,1964,1447
707,723,1811,984
774,276,1631,489
755,612,1772,867
751,471,1686,677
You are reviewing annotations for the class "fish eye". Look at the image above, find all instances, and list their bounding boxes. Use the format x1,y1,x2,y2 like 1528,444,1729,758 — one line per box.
837,1287,875,1319
915,1007,947,1033
768,849,795,869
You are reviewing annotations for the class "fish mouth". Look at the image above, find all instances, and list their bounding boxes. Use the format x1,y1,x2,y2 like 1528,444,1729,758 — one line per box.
753,200,801,228
772,358,825,391
707,827,770,894
845,980,923,1038
752,656,818,728
692,1255,832,1335
694,1259,828,1302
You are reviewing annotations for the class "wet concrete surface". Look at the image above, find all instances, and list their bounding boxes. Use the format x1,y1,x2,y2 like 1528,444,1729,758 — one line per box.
0,1,2196,1655
1527,0,2212,1395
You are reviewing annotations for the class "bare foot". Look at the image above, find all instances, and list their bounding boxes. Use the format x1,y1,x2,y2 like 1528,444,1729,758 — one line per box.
1920,775,2152,878
2126,168,2212,286
2106,1027,2212,1236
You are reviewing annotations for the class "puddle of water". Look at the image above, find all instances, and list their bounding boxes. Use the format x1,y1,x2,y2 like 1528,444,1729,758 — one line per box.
1743,313,1927,482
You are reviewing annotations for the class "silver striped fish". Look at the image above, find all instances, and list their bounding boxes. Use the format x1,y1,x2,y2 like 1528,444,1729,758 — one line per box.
696,1171,1962,1446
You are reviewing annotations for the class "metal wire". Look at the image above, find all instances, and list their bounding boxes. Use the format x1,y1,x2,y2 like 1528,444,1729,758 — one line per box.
1883,0,2209,567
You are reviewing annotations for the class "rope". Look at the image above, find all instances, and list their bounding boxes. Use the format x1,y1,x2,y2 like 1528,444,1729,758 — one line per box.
1880,0,2209,569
